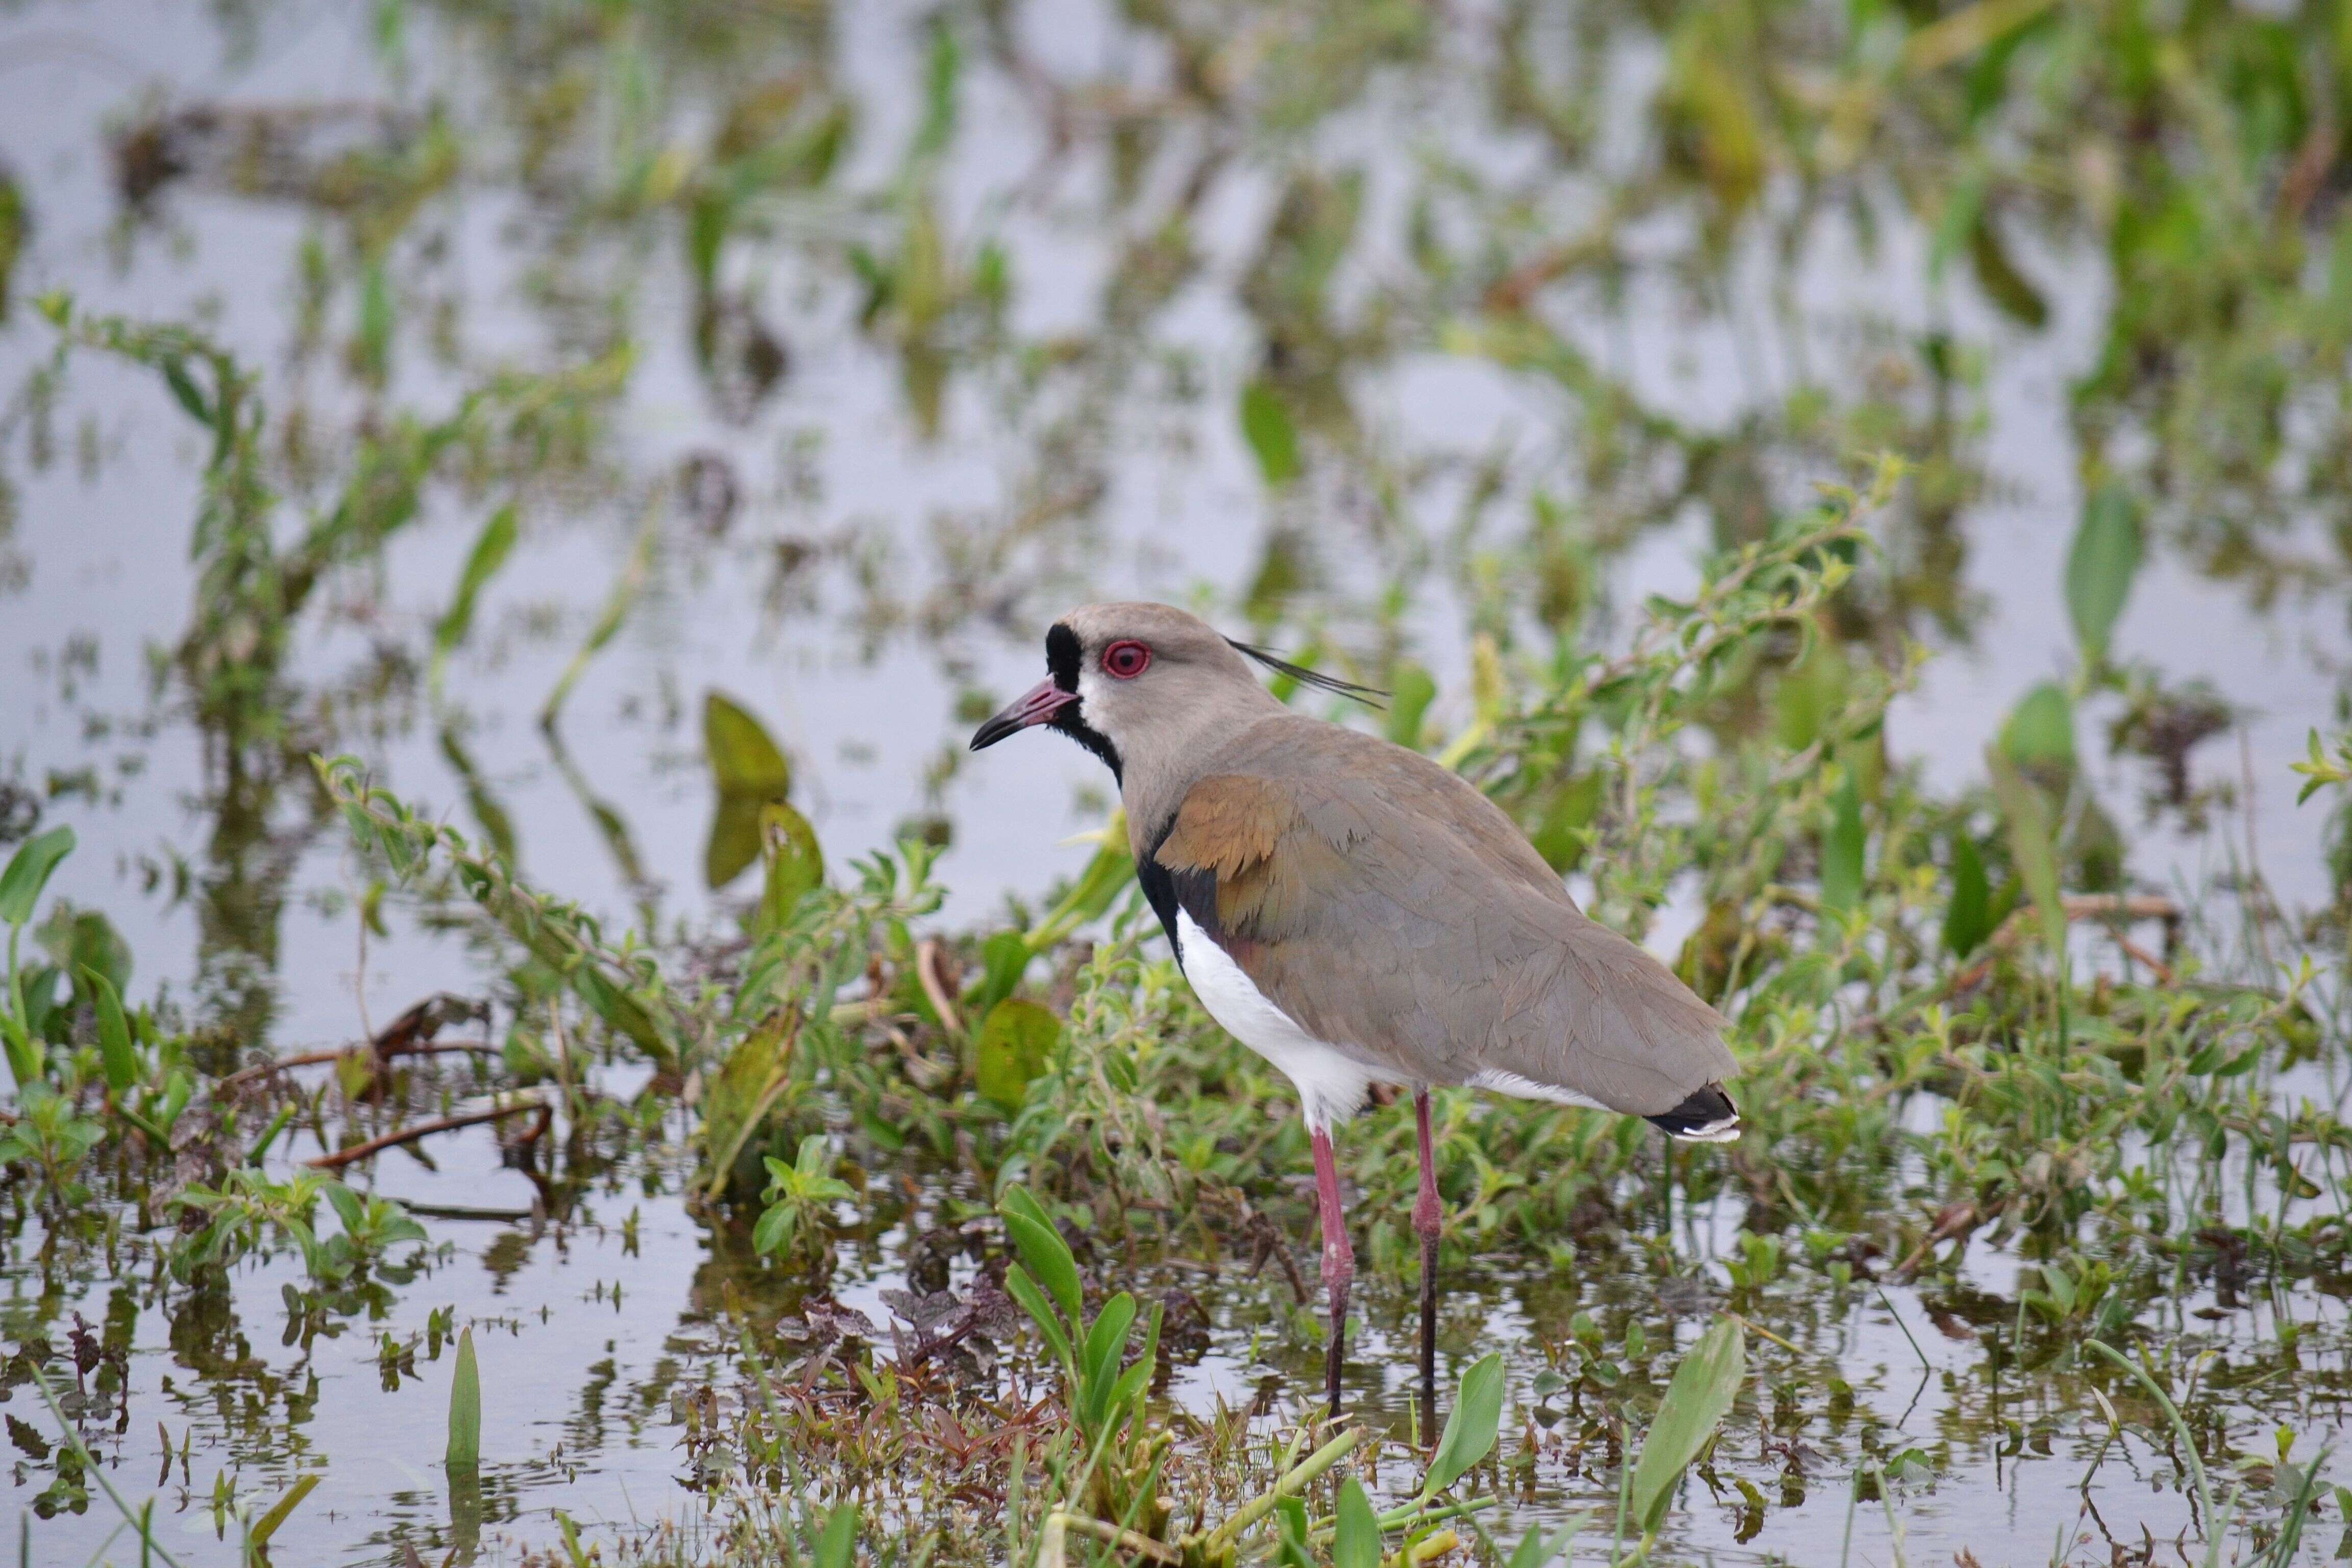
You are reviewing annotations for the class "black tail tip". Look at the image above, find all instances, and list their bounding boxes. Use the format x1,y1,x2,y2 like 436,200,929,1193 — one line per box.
1647,1083,1741,1143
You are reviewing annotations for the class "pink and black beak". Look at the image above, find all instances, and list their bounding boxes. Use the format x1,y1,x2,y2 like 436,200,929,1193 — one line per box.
970,679,1080,751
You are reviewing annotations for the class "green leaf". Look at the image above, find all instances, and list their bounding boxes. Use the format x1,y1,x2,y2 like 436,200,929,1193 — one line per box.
1240,380,1301,487
1819,770,1866,915
1426,1351,1506,1496
752,1201,796,1256
0,825,75,927
1333,1478,1382,1568
999,1188,1082,1324
752,802,825,934
1629,1316,1746,1532
247,1472,319,1549
1273,1496,1314,1568
1002,1262,1074,1371
1968,211,2048,328
83,966,135,1095
974,998,1060,1110
446,1326,481,1469
432,503,520,680
705,691,794,890
705,690,792,798
1942,834,1992,959
1987,746,2065,959
1999,682,2076,776
2066,482,2142,662
1386,662,1437,748
967,929,1032,1017
813,1502,857,1568
1077,1292,1137,1430
1506,1518,1584,1568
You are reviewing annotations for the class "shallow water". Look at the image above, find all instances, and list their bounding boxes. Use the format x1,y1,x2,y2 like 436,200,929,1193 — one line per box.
2,0,2349,1562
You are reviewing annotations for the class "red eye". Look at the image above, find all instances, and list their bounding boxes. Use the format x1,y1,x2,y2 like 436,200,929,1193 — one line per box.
1102,640,1152,679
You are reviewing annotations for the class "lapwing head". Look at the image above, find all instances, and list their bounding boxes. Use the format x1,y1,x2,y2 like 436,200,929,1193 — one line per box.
969,602,1385,793
968,603,1266,783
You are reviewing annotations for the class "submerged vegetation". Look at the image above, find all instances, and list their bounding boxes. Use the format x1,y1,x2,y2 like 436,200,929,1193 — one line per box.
2,0,2351,1562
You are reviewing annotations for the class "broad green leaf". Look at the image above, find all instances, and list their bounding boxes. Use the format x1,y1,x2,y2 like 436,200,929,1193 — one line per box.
1240,380,1301,487
81,966,136,1095
1999,682,2075,776
1942,834,1992,959
1772,632,1848,753
1386,662,1437,748
1077,1291,1137,1430
704,691,792,798
432,503,520,683
247,1472,319,1548
702,1017,791,1198
967,929,1032,1017
1002,1263,1074,1371
2066,482,2142,662
974,998,1060,1110
998,1188,1081,1322
0,825,75,927
1426,1351,1506,1495
1987,746,2065,959
1819,771,1866,915
1272,1495,1314,1568
813,1502,857,1568
1629,1316,1746,1532
752,802,825,934
1507,1518,1585,1568
446,1326,481,1469
1332,1478,1382,1568
705,691,794,890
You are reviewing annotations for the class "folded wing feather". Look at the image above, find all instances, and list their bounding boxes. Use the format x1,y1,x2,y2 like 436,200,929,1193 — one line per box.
1148,719,1737,1117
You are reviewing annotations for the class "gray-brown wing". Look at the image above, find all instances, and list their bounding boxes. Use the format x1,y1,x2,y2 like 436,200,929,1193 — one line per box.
1149,726,1736,1116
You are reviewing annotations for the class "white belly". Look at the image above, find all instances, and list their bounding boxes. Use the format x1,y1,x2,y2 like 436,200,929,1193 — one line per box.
1174,909,1372,1132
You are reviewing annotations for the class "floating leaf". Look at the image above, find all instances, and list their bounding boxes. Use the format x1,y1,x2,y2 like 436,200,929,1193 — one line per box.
1942,834,1992,958
1426,1351,1505,1496
974,997,1060,1110
2066,481,2142,662
1819,770,1866,915
1240,380,1301,487
0,825,74,927
1629,1316,1746,1531
1332,1478,1382,1568
446,1326,480,1470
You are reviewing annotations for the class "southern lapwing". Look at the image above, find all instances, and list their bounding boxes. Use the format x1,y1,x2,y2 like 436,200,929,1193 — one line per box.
971,603,1741,1415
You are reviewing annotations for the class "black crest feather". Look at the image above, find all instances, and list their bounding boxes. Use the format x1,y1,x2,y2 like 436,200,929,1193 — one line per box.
1226,639,1388,708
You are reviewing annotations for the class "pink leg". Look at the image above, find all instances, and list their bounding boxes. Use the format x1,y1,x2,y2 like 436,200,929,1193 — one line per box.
1311,1124,1354,1416
1413,1090,1443,1409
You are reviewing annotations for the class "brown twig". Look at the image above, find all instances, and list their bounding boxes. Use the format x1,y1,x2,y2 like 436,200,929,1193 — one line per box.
305,1100,540,1170
215,1039,496,1095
